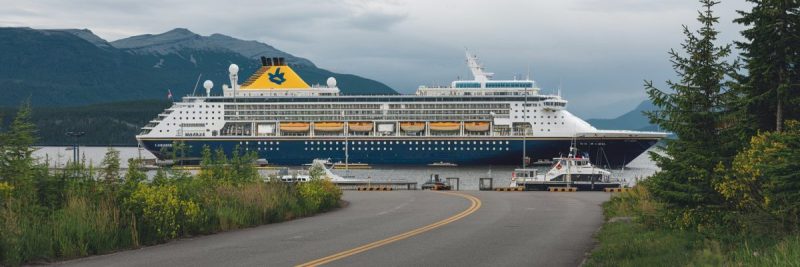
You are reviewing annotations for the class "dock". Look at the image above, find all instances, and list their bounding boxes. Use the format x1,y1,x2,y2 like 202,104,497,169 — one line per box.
333,181,418,190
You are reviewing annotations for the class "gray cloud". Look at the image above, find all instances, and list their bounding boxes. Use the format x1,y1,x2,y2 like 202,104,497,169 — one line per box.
0,0,752,118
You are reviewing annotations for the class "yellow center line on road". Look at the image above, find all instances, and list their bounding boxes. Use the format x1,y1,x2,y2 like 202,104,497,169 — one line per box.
295,191,482,267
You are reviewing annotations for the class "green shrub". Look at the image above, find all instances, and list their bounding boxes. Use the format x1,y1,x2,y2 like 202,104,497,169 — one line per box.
128,183,200,243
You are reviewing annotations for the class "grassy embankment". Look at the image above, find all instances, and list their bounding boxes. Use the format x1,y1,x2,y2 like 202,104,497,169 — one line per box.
584,186,800,266
0,146,342,266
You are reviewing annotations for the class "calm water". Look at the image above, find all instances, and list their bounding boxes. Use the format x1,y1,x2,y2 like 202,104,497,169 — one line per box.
34,146,659,190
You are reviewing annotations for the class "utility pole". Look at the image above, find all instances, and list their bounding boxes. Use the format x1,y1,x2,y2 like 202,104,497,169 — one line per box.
65,131,85,164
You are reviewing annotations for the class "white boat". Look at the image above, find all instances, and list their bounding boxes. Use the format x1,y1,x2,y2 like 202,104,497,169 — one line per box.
427,161,458,167
281,159,363,183
510,146,623,190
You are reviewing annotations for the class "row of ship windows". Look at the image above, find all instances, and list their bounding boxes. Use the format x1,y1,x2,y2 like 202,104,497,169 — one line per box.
224,104,510,110
178,110,220,114
240,141,281,145
304,141,511,145
175,105,221,109
513,119,565,125
236,141,516,146
302,147,511,151
248,147,279,151
514,114,565,119
173,117,222,120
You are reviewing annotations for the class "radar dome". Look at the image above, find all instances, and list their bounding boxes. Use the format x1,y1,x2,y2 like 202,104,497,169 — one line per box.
326,77,337,87
203,80,213,89
228,64,239,74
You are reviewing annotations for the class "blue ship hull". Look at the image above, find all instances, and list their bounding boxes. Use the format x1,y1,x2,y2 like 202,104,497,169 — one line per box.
138,137,658,168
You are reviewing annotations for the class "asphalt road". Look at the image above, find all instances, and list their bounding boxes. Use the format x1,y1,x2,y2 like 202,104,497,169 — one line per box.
57,191,609,267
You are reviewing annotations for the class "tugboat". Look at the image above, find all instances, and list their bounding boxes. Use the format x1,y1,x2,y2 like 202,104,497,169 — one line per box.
510,146,624,191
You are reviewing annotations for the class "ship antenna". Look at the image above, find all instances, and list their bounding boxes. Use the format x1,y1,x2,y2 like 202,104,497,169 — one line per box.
191,73,202,96
558,78,562,97
526,64,531,81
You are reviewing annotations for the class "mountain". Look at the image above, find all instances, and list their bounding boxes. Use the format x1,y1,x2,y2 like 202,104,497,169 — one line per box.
0,27,396,107
111,28,316,66
587,100,660,131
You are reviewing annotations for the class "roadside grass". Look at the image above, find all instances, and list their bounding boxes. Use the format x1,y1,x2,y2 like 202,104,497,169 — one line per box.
0,169,342,266
585,186,800,267
585,221,701,267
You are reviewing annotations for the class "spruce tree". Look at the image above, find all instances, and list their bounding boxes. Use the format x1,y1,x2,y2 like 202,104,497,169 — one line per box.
101,147,121,182
735,0,800,132
644,0,738,228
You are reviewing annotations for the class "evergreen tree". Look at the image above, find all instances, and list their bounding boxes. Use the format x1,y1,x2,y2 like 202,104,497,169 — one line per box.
735,0,800,132
0,101,38,199
644,0,739,228
101,147,121,182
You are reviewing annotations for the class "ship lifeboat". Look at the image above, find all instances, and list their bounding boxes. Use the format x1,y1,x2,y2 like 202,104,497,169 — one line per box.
429,122,460,131
464,121,490,132
314,122,344,132
400,122,425,132
348,122,373,132
280,122,310,132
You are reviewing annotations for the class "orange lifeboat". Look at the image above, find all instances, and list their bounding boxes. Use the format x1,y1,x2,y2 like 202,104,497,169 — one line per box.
348,122,373,132
280,122,310,132
314,122,344,132
400,122,425,132
429,122,460,131
464,122,490,132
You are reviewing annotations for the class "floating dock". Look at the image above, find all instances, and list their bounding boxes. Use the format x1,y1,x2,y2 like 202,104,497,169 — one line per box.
333,181,418,190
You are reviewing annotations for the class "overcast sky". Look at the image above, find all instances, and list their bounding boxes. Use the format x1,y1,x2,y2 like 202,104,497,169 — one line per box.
0,0,752,118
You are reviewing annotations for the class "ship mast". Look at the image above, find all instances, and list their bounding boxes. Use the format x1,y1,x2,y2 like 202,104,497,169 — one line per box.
523,85,528,168
343,111,349,173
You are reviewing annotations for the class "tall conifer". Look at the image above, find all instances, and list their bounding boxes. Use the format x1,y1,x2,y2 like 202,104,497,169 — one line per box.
735,0,800,132
644,0,738,227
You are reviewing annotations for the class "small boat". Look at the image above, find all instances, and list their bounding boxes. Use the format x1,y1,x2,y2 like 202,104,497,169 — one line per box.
280,122,310,132
314,122,344,132
282,159,366,183
303,158,332,166
400,122,425,132
427,161,458,167
464,121,490,132
332,162,371,169
510,146,624,190
429,122,460,131
348,122,373,132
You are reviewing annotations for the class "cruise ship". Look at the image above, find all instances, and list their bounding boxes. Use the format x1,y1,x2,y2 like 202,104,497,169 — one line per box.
136,52,666,167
